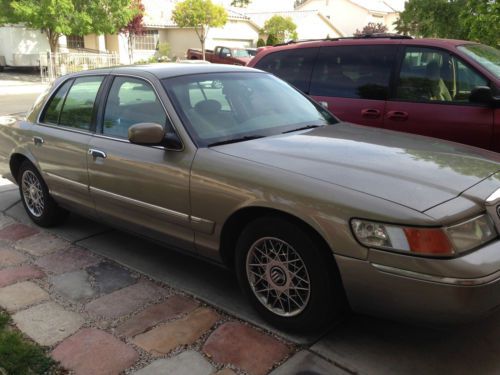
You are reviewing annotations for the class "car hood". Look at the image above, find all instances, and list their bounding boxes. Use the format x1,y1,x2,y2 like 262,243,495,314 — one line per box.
213,123,500,212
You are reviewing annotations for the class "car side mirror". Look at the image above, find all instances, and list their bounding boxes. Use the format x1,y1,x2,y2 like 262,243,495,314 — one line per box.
128,123,165,145
163,131,183,150
469,86,494,104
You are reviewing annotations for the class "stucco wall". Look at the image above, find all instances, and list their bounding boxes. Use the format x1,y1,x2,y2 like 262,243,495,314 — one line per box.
0,25,51,66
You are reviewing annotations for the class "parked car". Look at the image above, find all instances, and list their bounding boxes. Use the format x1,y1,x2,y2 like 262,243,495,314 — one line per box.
1,64,500,330
248,35,500,152
187,46,252,65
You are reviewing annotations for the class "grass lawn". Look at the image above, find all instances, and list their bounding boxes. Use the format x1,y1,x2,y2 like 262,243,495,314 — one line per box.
0,311,60,374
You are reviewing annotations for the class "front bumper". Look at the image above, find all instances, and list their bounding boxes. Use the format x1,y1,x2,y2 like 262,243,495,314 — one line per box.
336,240,500,324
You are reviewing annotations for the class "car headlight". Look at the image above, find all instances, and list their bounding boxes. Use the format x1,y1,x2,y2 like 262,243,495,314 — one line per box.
351,214,497,256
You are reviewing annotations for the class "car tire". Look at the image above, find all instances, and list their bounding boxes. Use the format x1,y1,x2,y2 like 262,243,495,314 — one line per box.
18,161,68,227
235,216,343,331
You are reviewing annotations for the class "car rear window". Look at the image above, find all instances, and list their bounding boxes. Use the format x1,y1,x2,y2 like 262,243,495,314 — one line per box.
253,48,318,93
310,45,397,100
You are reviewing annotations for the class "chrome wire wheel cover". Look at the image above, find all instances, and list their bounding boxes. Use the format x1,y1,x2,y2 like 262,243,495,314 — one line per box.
246,237,311,317
21,170,44,217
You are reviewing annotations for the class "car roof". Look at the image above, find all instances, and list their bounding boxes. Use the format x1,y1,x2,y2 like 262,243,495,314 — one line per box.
64,63,259,80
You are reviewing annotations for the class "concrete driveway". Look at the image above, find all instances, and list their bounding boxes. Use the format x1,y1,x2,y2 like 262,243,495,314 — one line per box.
0,182,499,375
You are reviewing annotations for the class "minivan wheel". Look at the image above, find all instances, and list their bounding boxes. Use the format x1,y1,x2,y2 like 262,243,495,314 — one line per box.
18,161,68,227
235,217,342,331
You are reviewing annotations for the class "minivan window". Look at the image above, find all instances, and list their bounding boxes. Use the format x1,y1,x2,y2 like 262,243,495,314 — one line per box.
395,47,488,102
458,44,500,79
254,48,318,93
310,45,397,100
59,76,104,131
103,77,168,138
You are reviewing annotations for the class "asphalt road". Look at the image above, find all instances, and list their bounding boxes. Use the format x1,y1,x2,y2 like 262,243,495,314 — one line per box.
0,92,41,115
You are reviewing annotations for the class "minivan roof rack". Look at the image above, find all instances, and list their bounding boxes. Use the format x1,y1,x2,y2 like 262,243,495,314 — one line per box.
274,33,412,46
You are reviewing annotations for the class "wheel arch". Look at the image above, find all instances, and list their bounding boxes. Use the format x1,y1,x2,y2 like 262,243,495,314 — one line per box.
220,206,336,269
9,152,37,182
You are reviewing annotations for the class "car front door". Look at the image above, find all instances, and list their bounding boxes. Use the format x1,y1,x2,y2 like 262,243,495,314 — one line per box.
309,44,398,127
87,75,196,251
384,46,493,149
31,75,105,216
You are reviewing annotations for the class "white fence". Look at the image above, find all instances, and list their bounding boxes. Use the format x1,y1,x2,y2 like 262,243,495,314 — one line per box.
39,52,120,82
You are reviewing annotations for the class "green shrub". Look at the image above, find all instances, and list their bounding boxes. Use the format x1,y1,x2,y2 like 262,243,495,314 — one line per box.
257,38,266,47
266,34,277,46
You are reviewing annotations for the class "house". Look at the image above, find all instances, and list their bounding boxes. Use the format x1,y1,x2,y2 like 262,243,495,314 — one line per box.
295,0,403,36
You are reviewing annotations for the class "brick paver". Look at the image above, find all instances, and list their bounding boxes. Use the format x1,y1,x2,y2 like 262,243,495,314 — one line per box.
13,302,84,346
132,307,219,356
133,351,214,375
0,247,27,267
87,261,136,294
116,294,199,337
0,264,45,287
15,232,70,256
86,280,168,319
51,270,96,303
0,281,48,312
203,322,291,375
35,246,100,274
0,223,38,241
52,328,139,375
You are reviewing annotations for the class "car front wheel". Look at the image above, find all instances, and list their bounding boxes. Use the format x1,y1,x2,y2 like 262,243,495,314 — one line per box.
18,161,68,227
235,217,343,331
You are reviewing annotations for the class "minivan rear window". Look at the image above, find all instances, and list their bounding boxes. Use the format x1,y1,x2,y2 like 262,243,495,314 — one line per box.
310,45,397,100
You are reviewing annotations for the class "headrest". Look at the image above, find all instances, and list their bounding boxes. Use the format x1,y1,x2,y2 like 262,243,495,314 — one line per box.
194,100,222,115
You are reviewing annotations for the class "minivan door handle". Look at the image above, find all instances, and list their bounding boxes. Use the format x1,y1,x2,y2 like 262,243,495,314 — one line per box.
386,111,409,121
88,149,107,159
361,108,381,118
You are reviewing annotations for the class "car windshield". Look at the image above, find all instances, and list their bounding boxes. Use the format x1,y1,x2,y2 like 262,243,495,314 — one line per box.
162,72,337,146
458,44,500,79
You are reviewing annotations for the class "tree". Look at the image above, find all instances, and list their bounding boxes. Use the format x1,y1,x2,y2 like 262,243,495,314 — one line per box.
231,0,251,7
395,0,499,47
0,0,137,52
266,34,277,46
354,22,388,36
262,15,298,44
172,0,228,60
257,38,266,47
121,0,145,63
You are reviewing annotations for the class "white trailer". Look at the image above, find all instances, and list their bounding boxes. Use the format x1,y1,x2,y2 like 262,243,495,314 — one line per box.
0,24,51,70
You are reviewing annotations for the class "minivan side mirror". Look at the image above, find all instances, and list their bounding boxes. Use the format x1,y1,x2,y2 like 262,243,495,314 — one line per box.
128,123,165,145
469,86,499,106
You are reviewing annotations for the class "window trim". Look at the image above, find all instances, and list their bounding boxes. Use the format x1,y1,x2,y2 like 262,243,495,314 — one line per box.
95,73,184,152
37,74,107,134
389,44,492,107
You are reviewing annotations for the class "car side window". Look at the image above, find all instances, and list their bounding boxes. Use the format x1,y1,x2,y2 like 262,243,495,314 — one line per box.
58,76,104,130
310,45,397,100
103,77,168,139
253,48,318,93
395,47,488,103
42,80,73,124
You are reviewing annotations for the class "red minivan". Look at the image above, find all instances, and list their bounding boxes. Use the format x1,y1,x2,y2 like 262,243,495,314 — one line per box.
248,36,500,152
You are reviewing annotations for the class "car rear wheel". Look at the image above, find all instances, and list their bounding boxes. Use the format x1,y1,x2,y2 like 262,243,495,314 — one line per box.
235,217,343,331
18,161,68,227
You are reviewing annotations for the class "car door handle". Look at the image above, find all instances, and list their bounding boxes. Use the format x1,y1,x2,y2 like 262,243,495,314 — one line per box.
33,136,44,146
386,111,409,121
88,148,107,159
361,108,381,118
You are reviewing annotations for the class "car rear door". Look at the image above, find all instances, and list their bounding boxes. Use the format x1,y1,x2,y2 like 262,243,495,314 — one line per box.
31,75,106,216
87,74,196,251
309,44,398,127
384,46,494,149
